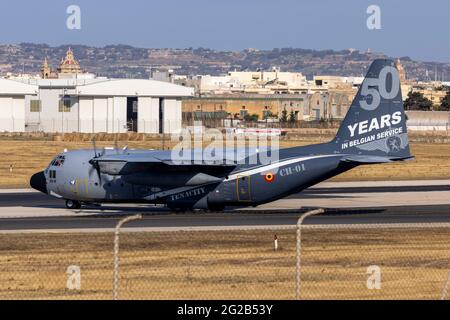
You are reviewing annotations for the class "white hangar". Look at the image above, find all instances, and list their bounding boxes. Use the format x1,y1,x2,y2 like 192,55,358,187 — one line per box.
0,78,38,132
0,77,194,134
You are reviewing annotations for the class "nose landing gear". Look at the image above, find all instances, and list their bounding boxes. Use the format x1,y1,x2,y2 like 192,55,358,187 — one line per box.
66,200,82,210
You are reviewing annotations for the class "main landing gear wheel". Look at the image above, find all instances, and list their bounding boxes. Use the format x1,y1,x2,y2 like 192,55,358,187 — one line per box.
66,200,82,210
208,205,225,212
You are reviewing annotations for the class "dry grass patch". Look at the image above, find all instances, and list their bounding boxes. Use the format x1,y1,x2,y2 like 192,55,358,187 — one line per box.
0,228,449,300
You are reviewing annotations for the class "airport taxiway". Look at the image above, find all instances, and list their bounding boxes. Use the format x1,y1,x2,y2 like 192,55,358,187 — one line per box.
0,180,449,232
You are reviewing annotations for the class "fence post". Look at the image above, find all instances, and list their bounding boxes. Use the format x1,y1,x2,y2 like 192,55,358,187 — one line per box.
296,208,324,300
113,214,142,300
441,270,450,300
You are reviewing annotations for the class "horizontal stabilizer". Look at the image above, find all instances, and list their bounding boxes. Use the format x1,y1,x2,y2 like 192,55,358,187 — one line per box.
341,155,414,164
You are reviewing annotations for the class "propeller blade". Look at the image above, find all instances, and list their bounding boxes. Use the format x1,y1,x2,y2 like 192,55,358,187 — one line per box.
88,159,102,183
92,136,98,158
96,166,102,183
114,138,120,154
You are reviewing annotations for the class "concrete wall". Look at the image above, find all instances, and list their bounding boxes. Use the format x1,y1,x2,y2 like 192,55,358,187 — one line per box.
138,97,159,133
25,88,80,133
163,99,182,133
406,111,450,131
107,97,127,133
79,97,93,133
65,96,129,133
93,98,108,133
0,96,25,132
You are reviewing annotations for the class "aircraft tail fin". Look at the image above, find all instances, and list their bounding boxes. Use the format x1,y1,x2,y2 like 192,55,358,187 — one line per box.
331,59,412,160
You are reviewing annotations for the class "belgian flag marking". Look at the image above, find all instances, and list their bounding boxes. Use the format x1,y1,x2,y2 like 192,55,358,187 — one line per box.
264,172,275,183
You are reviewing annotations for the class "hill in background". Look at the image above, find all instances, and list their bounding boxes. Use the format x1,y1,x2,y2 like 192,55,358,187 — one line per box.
0,43,448,81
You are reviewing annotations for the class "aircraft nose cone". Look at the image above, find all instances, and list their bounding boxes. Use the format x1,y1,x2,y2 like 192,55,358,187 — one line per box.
30,171,47,194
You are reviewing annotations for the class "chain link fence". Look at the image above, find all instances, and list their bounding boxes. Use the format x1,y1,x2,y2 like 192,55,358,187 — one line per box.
0,215,449,300
22,119,181,135
0,232,113,299
299,224,450,299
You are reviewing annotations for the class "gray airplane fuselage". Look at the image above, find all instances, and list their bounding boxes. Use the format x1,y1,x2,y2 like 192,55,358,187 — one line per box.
36,144,355,210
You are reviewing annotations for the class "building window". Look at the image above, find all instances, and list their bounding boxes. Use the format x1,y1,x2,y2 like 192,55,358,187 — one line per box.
59,97,72,112
30,100,42,112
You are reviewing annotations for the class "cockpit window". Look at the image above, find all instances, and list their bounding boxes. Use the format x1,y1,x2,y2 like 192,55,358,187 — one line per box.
50,155,65,167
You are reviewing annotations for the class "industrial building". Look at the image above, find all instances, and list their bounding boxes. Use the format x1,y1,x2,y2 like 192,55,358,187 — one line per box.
0,78,38,132
182,90,355,124
0,49,194,134
0,77,194,134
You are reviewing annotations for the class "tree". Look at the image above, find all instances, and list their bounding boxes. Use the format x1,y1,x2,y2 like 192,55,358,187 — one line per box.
288,109,296,123
440,90,450,111
263,110,273,120
403,91,433,111
244,113,259,122
280,108,288,123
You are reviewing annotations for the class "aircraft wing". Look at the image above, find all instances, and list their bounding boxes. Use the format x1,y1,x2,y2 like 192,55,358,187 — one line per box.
94,152,236,176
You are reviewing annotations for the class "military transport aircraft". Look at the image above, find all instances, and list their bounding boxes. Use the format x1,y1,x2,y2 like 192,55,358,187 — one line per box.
31,59,413,210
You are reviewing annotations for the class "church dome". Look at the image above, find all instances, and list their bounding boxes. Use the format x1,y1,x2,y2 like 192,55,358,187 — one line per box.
57,48,81,74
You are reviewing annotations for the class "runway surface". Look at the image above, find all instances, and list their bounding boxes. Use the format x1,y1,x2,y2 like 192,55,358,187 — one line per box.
0,180,450,232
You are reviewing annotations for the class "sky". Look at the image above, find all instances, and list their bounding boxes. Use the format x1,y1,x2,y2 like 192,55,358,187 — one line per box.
0,0,448,62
